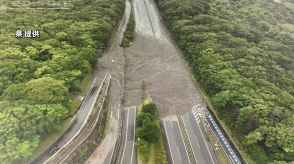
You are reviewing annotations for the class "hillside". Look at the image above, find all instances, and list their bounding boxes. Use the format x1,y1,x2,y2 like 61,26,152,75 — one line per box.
0,0,124,163
155,0,294,163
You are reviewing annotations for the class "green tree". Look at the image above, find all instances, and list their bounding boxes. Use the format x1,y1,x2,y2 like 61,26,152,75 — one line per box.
142,103,157,115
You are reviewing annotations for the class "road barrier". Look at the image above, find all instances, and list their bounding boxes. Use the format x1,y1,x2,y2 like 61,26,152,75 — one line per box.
57,74,112,163
160,121,173,164
45,73,110,163
109,108,124,164
29,75,99,164
206,106,247,164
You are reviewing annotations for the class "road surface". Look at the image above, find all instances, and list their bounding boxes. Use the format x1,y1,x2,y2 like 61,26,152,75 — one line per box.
182,110,218,164
163,120,191,164
120,106,137,164
30,77,104,164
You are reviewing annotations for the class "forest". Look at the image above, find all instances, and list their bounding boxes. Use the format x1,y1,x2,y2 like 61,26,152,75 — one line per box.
0,0,124,163
155,0,294,163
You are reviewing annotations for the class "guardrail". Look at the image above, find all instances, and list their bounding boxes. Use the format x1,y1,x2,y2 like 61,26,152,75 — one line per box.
205,120,232,163
160,121,173,164
44,72,110,163
57,74,112,163
29,75,99,164
206,106,247,164
113,107,128,164
109,108,124,164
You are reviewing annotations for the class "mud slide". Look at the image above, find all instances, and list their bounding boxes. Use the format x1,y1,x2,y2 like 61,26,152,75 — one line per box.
87,0,210,162
123,0,206,118
85,0,131,163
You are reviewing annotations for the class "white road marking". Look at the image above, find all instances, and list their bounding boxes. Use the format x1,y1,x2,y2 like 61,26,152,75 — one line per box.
192,113,215,164
177,146,182,162
120,109,130,164
163,121,175,164
196,118,200,124
130,107,136,164
108,146,115,164
176,122,191,164
181,116,198,164
194,135,201,148
192,104,201,111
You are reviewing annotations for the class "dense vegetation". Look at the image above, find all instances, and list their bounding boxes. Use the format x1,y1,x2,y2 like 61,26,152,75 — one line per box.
121,5,135,47
136,98,168,164
155,0,294,163
0,0,124,163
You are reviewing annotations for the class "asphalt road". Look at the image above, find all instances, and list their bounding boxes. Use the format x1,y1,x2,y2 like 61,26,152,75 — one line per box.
103,147,115,164
30,78,102,164
182,111,218,164
163,120,190,164
120,106,137,164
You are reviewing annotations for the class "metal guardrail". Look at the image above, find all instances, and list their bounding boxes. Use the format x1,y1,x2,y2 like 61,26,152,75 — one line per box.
109,109,124,164
206,106,247,164
206,120,232,164
57,74,112,163
44,72,110,163
29,75,99,164
113,107,127,164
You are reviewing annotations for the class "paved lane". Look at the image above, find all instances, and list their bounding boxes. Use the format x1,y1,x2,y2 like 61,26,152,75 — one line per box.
163,120,190,164
121,106,136,164
103,147,114,164
182,113,206,164
182,112,219,164
31,76,105,164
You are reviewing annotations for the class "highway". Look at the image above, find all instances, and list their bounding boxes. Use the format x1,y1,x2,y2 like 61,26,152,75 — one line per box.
163,108,219,164
85,0,130,163
120,106,137,164
96,0,242,163
163,120,191,164
182,110,218,164
30,75,105,164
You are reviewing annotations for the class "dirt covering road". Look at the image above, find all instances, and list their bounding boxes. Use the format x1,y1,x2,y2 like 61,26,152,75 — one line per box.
85,0,131,163
123,0,206,118
87,0,210,163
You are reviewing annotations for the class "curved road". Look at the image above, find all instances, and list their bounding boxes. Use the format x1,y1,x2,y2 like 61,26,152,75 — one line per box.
85,0,131,163
30,76,104,164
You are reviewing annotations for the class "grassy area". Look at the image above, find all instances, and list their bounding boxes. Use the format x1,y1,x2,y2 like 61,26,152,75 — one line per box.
121,1,135,47
136,98,168,164
137,137,167,164
217,109,271,164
